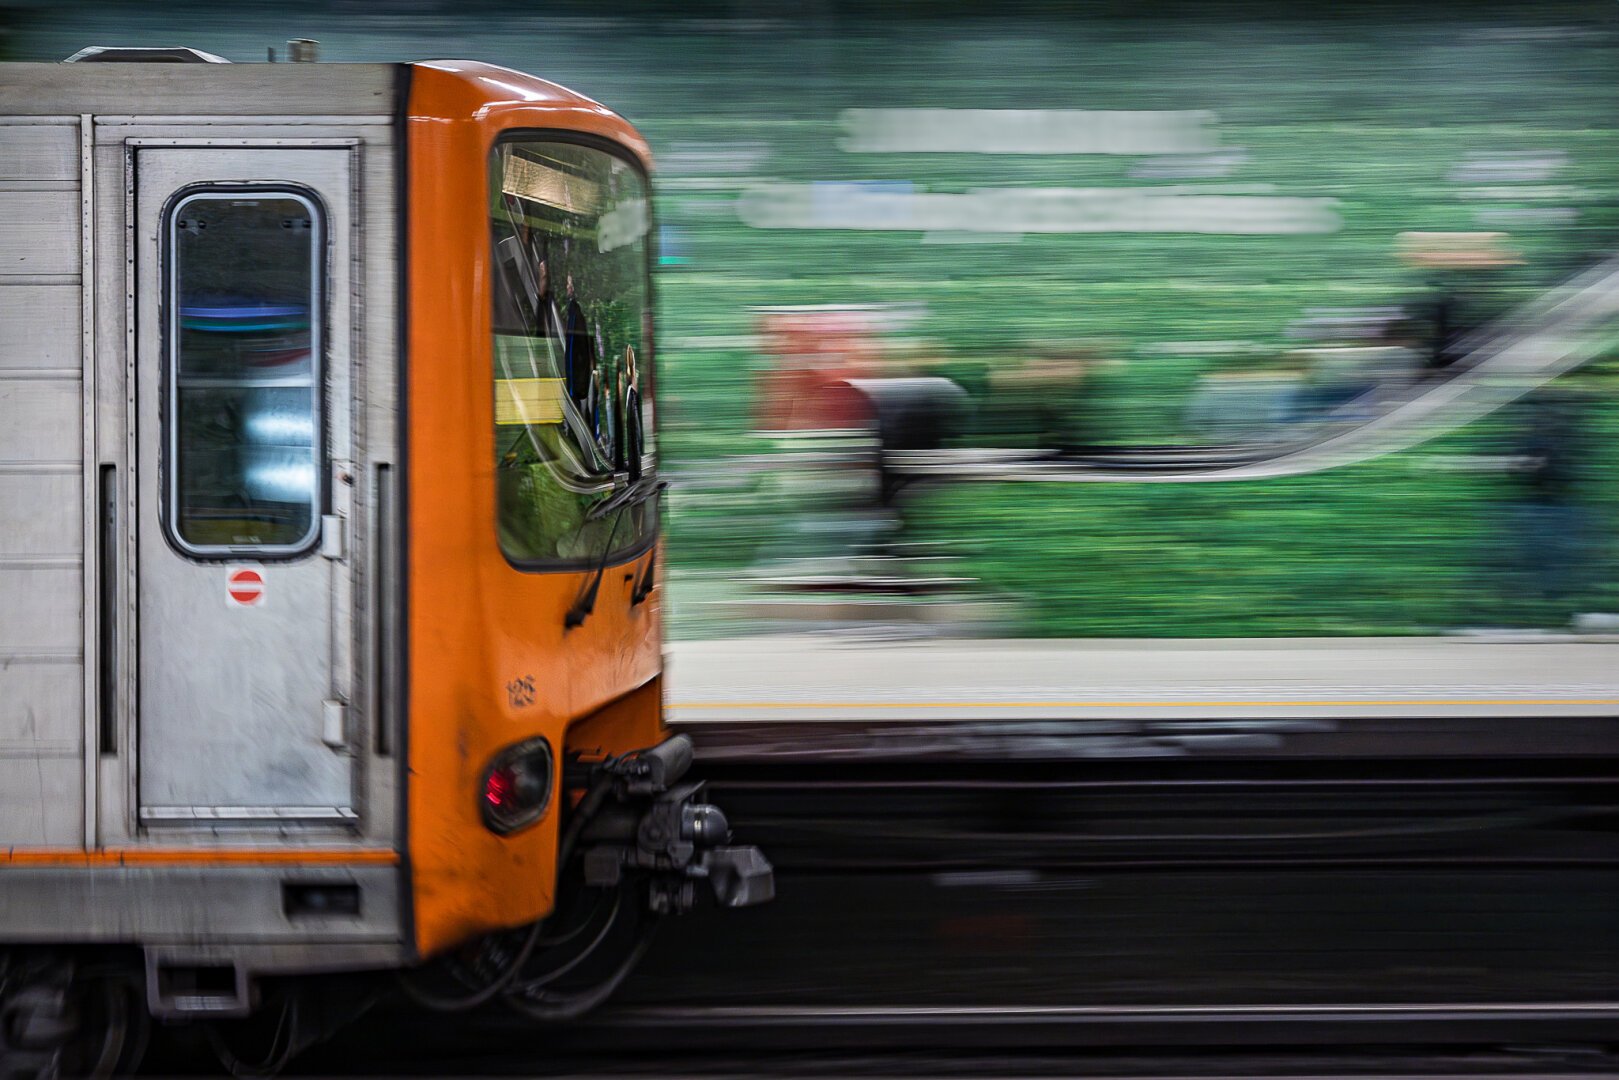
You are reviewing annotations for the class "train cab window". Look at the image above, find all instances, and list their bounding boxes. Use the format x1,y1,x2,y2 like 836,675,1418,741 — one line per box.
490,138,656,566
165,191,322,555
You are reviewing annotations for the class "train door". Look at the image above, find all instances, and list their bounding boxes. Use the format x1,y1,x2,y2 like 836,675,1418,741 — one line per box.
133,148,356,824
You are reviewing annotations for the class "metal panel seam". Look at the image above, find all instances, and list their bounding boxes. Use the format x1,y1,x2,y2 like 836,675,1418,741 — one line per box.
122,137,138,834
95,117,393,127
81,111,97,850
393,60,415,959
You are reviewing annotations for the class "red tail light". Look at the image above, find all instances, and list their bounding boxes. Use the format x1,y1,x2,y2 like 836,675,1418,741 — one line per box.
484,766,516,808
479,737,554,835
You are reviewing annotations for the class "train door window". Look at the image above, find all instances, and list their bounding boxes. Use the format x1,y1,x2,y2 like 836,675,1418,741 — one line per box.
490,137,655,566
165,191,323,556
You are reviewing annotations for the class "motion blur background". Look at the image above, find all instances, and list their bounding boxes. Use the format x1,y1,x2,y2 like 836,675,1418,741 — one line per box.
6,0,1617,641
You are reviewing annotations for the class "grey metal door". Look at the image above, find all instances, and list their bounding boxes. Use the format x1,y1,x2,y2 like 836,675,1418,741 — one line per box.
134,147,354,823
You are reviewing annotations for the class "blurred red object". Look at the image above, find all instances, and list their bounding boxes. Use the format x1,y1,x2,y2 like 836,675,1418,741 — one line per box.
754,309,888,433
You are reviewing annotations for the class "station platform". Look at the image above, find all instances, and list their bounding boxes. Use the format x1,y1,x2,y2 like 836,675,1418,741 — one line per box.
666,635,1619,725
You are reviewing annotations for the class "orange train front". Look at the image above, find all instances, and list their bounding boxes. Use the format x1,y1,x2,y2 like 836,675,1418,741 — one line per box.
0,51,770,1073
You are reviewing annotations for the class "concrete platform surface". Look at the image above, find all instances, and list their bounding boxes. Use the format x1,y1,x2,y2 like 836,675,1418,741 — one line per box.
666,636,1619,723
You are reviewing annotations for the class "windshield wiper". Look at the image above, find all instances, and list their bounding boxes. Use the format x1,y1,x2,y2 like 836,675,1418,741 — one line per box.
585,476,667,522
631,549,657,606
565,479,665,630
564,506,627,631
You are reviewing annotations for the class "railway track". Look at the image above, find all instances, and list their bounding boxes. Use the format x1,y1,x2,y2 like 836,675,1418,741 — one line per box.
239,713,1619,1075
294,1037,1619,1079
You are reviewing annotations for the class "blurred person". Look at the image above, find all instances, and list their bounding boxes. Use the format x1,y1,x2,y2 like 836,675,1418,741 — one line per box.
1492,387,1597,625
983,345,1098,452
1397,231,1521,372
746,310,980,601
752,310,886,433
1296,317,1426,419
1427,284,1464,370
748,310,899,574
1298,349,1375,418
1375,316,1428,382
1184,353,1307,443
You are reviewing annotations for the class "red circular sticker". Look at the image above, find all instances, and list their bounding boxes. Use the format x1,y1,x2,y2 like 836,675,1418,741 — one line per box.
227,567,265,606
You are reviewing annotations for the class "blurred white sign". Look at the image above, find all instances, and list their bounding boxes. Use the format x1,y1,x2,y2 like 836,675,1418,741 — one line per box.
737,183,1341,235
838,108,1220,155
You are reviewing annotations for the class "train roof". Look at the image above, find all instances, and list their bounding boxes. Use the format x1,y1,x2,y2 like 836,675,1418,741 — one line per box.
0,60,644,163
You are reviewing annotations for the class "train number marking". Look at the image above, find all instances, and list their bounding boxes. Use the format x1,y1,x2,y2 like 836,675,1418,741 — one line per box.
507,675,536,709
226,566,266,607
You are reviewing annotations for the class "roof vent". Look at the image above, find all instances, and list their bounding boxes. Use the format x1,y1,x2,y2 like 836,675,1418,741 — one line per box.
64,46,231,64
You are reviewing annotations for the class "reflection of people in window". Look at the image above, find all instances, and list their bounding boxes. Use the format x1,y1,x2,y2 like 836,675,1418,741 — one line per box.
534,258,555,337
564,294,592,409
622,345,643,482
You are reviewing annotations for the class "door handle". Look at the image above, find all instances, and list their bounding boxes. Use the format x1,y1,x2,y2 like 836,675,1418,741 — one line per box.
319,513,347,559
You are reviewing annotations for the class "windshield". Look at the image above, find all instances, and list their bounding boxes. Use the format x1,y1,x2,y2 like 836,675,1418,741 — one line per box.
489,137,656,565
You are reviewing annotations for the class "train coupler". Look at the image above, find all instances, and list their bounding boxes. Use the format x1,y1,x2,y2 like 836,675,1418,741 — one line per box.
577,736,775,914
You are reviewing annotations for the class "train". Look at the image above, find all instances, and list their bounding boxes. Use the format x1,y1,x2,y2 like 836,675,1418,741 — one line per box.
0,48,771,1075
